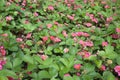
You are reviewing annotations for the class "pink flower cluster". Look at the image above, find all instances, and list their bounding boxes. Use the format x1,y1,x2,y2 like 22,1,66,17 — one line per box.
78,51,91,58
6,16,12,21
42,36,61,43
0,46,6,70
102,41,108,47
50,36,61,43
0,46,6,56
74,64,81,70
116,28,120,33
71,32,90,37
86,13,98,23
79,40,93,47
67,15,74,21
48,5,54,11
114,65,120,76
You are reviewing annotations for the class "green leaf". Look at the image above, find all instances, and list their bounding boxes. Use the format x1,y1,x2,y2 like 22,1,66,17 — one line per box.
116,56,120,65
0,76,8,80
84,63,95,72
0,70,17,78
63,76,73,80
38,70,51,79
26,40,33,46
33,55,43,64
23,55,34,64
13,58,22,68
103,71,115,80
94,60,102,68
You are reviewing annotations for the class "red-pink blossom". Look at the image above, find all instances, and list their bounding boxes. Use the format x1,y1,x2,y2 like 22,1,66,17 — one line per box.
42,36,48,42
0,46,6,56
114,65,120,76
111,34,119,39
33,12,39,17
48,5,54,11
0,65,2,70
82,33,90,37
1,33,8,37
6,16,12,21
104,5,110,9
83,51,91,58
76,72,80,76
7,76,14,80
100,65,106,71
62,30,68,37
64,73,70,76
106,17,113,23
47,24,52,28
74,64,81,70
26,33,32,39
50,36,55,41
102,42,108,47
71,33,77,37
16,38,23,42
84,23,92,27
67,15,74,20
85,41,93,47
64,48,69,53
116,28,120,33
79,40,86,47
41,55,48,61
54,37,61,43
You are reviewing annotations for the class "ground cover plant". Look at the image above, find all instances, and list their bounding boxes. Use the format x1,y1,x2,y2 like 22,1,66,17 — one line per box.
0,0,120,80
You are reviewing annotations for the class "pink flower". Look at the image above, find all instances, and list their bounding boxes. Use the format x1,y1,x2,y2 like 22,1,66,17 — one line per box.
111,34,119,39
54,37,61,43
92,18,98,23
47,24,52,28
100,65,106,71
62,30,68,37
26,33,32,39
64,73,70,76
83,51,91,58
116,28,120,33
67,15,74,20
42,36,48,42
73,37,78,42
76,32,83,36
7,76,14,80
114,65,120,76
50,36,55,41
0,65,2,70
102,42,108,47
84,0,87,3
79,40,86,47
104,5,110,9
33,12,39,17
82,33,90,37
0,46,6,56
0,60,6,65
1,33,8,37
84,23,92,27
85,41,93,47
106,17,113,23
41,55,48,61
71,33,77,37
101,1,106,4
16,38,23,42
48,5,54,11
76,72,80,76
6,16,12,21
64,48,69,53
74,64,81,70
